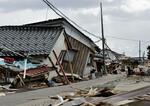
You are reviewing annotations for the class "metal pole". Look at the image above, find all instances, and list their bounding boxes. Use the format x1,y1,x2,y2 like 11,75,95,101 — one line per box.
100,2,106,74
139,40,141,62
142,51,145,64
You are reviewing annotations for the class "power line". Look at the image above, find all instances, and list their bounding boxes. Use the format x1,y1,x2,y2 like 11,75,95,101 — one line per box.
43,0,116,59
43,0,150,49
43,0,112,49
106,35,150,43
94,39,101,43
43,0,101,39
106,36,138,42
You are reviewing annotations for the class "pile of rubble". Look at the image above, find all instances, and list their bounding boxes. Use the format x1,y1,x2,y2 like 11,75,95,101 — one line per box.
47,87,115,106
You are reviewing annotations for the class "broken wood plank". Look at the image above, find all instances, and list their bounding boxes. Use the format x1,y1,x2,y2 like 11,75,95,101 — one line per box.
48,56,65,84
53,50,70,85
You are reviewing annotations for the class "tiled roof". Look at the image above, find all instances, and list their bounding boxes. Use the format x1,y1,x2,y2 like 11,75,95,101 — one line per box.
25,18,97,48
0,26,63,56
19,65,50,77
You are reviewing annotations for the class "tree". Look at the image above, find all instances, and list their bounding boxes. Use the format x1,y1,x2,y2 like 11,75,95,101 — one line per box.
147,45,150,60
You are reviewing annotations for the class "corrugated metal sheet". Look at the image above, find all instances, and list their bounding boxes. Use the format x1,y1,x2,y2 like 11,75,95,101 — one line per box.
19,65,50,77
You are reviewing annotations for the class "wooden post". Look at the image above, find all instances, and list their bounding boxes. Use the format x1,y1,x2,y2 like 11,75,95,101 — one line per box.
23,58,27,79
100,2,107,74
5,69,8,83
53,50,70,84
64,40,74,81
17,74,25,86
48,56,65,84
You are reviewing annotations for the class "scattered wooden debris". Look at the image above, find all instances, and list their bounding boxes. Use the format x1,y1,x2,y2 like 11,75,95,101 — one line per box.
48,87,115,106
94,87,115,97
52,73,82,84
86,87,98,97
53,95,70,106
70,86,115,97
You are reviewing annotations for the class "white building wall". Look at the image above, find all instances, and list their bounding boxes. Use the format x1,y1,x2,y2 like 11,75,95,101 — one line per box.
64,24,94,49
42,31,67,67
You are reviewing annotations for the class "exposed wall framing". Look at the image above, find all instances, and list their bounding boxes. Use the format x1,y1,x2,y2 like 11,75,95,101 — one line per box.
62,35,92,76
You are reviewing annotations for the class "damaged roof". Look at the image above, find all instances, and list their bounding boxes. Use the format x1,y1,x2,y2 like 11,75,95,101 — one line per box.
0,26,63,56
25,18,99,50
0,18,100,57
25,18,90,40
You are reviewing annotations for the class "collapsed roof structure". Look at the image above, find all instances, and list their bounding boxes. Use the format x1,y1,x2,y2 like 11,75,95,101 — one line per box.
0,18,102,77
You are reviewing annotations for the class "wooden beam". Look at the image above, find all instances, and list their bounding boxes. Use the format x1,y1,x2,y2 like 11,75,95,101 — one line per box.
48,56,65,84
53,50,70,85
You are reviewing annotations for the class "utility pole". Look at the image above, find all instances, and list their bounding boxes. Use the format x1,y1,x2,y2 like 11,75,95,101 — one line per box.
139,40,141,62
100,2,106,74
142,51,145,64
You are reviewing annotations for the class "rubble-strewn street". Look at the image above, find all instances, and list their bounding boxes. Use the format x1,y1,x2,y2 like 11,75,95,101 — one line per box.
0,74,123,106
1,0,150,106
1,73,150,106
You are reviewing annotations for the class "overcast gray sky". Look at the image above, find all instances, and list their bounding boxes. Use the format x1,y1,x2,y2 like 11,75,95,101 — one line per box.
0,0,150,57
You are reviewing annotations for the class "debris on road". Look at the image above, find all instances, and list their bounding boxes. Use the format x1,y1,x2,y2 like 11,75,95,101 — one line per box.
48,86,116,106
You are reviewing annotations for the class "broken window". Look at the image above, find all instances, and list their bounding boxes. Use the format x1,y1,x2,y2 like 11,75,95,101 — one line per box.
63,50,76,62
57,50,77,64
87,54,93,65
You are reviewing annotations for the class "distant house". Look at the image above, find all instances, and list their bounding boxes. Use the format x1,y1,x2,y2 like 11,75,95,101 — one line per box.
0,18,100,77
104,49,126,63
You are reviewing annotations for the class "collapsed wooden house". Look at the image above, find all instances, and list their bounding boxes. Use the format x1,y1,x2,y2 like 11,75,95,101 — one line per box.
0,18,102,80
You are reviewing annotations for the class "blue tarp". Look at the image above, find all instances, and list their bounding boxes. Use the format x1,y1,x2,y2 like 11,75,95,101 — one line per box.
0,58,39,70
14,60,39,69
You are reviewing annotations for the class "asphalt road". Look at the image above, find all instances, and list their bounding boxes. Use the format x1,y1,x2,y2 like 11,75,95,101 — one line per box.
0,74,123,106
103,85,150,104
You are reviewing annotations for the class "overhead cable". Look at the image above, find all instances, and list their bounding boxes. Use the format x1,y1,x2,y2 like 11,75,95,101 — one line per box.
43,0,101,39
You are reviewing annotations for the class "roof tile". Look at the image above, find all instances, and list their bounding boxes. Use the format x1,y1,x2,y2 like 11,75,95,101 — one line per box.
0,26,63,56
